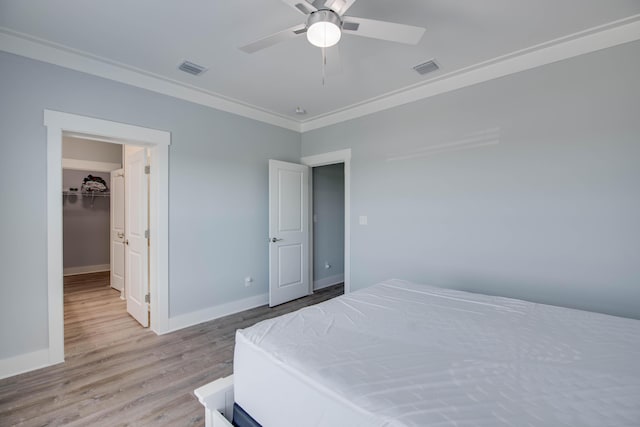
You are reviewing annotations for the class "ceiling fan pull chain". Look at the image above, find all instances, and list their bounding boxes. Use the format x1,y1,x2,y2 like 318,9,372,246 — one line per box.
322,46,326,86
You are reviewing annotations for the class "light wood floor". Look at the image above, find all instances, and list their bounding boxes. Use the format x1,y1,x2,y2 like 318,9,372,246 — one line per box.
0,272,343,426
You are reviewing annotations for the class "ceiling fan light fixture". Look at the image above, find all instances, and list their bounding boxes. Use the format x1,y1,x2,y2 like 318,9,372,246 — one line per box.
306,10,342,48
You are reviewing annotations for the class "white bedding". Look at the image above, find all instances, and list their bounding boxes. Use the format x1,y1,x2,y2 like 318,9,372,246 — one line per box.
234,279,640,426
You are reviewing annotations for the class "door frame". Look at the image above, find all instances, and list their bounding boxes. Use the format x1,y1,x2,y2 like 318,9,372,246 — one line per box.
44,110,170,365
110,168,125,297
300,149,351,294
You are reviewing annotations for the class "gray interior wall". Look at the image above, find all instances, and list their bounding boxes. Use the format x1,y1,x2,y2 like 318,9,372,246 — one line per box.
63,137,123,164
312,164,345,286
302,41,640,319
62,170,111,269
0,51,300,359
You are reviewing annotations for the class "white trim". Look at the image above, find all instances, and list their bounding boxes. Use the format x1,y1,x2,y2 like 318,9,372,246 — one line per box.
0,349,51,380
166,293,269,334
149,144,170,335
62,158,121,172
299,15,640,132
301,149,352,167
46,123,65,366
0,28,300,132
2,17,639,133
43,110,171,373
63,264,110,276
44,110,170,145
313,274,345,291
301,149,351,294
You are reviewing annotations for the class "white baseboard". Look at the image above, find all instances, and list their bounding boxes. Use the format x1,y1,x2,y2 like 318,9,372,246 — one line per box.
314,274,344,291
0,348,52,380
63,264,110,276
166,293,268,334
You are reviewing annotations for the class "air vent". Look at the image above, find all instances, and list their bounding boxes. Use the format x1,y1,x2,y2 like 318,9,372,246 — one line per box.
413,59,439,76
178,61,208,76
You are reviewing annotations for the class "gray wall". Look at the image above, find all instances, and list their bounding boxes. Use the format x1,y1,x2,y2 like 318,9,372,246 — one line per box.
0,51,300,359
312,164,345,286
302,41,640,319
63,137,123,164
63,170,111,269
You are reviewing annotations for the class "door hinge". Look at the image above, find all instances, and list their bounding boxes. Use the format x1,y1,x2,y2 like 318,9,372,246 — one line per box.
144,165,150,175
144,229,150,239
145,293,150,303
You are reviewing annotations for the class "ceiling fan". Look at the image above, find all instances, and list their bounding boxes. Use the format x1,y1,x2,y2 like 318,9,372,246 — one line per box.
239,0,426,53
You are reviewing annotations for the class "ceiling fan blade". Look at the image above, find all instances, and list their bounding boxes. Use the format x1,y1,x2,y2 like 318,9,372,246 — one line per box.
280,0,317,16
326,0,357,16
239,24,307,53
342,16,425,45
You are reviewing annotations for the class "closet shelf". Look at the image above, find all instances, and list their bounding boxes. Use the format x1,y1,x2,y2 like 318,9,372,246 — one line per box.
62,191,110,197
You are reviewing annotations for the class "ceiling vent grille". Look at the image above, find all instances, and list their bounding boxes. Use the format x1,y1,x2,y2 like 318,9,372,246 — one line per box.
413,59,439,76
178,61,208,76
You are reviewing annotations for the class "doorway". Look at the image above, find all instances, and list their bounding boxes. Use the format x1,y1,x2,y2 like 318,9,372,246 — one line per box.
267,149,351,307
61,137,150,337
302,148,351,294
45,110,170,367
311,163,345,292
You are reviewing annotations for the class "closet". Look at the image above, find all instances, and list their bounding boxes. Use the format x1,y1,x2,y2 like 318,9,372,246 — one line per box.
62,170,114,279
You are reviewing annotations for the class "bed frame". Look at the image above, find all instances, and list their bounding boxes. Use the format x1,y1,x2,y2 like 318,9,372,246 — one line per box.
194,375,235,427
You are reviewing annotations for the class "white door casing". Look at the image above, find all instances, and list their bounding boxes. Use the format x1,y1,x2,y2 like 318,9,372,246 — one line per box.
269,160,310,307
110,168,125,296
43,110,169,374
125,146,149,327
300,149,352,294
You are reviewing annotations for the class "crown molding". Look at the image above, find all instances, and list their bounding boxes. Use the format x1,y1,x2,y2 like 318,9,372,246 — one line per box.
300,14,640,132
2,15,639,135
0,27,302,132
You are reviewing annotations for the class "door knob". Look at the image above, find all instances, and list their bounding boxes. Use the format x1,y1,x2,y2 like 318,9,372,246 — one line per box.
271,237,283,243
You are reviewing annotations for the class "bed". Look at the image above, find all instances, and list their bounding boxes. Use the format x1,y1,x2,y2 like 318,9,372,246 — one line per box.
195,279,640,426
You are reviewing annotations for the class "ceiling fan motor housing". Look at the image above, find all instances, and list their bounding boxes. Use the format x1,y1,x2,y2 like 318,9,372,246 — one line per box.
306,9,343,47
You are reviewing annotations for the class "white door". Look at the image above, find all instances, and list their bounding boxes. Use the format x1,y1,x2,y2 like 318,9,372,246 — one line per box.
125,146,149,327
269,160,310,306
110,168,125,297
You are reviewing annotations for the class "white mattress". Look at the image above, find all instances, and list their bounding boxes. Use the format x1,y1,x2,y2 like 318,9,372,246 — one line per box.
234,280,640,427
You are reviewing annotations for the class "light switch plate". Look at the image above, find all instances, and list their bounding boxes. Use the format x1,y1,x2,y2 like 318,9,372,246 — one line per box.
359,215,368,225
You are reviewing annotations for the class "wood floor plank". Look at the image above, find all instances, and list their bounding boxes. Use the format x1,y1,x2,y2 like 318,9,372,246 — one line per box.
0,272,343,426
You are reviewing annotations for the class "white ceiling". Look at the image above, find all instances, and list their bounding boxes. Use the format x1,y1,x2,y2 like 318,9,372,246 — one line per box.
1,0,639,129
